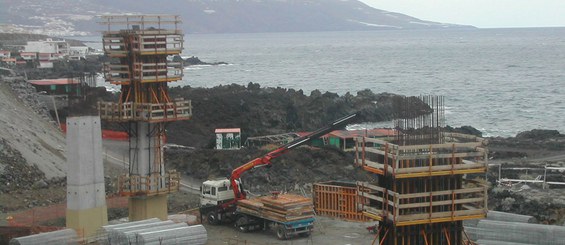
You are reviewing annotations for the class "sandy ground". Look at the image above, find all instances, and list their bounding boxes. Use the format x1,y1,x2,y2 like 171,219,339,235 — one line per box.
101,140,380,244
203,216,378,245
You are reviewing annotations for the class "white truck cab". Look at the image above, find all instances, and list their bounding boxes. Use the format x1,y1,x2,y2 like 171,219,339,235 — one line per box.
200,178,238,206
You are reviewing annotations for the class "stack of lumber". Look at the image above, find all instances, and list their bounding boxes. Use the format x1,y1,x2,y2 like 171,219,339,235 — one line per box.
237,194,314,222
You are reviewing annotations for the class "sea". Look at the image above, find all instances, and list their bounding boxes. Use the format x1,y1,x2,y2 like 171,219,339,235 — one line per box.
84,28,565,137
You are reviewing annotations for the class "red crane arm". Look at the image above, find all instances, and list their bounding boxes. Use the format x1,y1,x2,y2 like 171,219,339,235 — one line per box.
226,113,357,204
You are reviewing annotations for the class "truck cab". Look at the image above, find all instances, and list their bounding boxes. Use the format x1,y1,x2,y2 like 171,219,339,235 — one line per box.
200,178,238,206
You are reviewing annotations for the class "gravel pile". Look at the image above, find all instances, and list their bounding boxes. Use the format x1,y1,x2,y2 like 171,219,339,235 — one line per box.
2,76,53,123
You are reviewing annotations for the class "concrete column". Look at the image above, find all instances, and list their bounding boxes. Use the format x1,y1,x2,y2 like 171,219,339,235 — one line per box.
66,116,108,239
128,122,167,221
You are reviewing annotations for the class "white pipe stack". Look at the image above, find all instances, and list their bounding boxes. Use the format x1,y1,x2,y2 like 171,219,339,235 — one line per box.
97,218,161,244
122,223,188,245
95,218,207,245
9,229,79,245
472,220,565,245
136,225,207,245
486,211,536,223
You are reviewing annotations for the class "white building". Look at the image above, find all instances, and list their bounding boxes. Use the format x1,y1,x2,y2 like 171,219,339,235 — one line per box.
24,38,68,56
68,46,90,60
20,52,37,60
0,50,11,58
215,128,242,150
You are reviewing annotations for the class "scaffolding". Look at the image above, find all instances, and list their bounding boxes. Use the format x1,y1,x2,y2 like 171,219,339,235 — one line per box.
313,181,370,221
98,15,191,220
355,96,488,245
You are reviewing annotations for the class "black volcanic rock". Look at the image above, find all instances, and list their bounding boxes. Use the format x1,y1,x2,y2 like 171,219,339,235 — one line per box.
166,83,418,148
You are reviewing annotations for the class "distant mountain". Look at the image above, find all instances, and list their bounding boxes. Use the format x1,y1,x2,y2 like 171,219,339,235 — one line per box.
0,0,475,36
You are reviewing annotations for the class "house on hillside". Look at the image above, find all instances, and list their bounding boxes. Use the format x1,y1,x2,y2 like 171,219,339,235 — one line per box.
295,128,396,151
215,128,242,150
28,78,83,111
1,58,16,66
24,39,68,68
24,39,68,55
68,46,90,60
322,129,396,151
0,50,11,58
28,78,82,95
20,52,38,61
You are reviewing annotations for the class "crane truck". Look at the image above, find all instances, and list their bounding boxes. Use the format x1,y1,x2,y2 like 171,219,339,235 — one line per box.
199,113,357,239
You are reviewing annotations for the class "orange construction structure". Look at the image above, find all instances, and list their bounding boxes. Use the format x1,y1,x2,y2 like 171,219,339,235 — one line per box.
354,96,487,245
98,15,191,221
355,132,487,245
313,181,369,221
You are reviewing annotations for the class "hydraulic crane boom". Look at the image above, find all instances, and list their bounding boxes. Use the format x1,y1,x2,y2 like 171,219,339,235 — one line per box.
228,113,357,203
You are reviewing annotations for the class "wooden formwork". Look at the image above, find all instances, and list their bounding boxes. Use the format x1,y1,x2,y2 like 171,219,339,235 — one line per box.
354,133,488,244
98,100,192,123
357,180,487,226
313,181,370,221
354,133,488,178
118,171,180,196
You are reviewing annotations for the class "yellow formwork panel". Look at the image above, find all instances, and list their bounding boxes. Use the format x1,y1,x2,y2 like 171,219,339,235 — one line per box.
395,168,487,179
66,205,108,239
128,194,168,221
395,214,486,227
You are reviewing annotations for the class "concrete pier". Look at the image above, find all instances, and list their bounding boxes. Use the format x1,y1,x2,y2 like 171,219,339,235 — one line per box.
66,116,108,238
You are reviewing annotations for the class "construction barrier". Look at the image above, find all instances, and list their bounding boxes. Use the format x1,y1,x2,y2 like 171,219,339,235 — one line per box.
60,124,129,141
313,181,370,221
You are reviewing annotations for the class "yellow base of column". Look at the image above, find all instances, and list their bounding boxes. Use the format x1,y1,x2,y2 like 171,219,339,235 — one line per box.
128,194,168,221
66,206,108,239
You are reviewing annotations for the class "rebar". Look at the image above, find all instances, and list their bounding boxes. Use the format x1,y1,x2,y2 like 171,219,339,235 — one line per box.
393,95,445,146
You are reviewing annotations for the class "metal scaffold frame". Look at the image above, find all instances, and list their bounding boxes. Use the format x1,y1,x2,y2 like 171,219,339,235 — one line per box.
98,15,191,220
355,95,488,245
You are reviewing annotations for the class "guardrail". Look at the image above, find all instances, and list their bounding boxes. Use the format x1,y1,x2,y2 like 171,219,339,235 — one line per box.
354,133,488,178
357,180,487,226
98,100,192,123
118,171,180,197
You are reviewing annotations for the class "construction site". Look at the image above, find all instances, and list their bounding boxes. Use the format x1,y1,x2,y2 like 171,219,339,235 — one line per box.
2,14,565,245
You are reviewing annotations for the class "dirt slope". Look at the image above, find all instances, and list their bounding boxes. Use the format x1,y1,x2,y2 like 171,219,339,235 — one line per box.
0,77,66,180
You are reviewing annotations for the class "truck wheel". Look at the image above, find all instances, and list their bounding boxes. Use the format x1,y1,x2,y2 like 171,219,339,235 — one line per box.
235,215,249,232
207,211,219,225
276,226,288,240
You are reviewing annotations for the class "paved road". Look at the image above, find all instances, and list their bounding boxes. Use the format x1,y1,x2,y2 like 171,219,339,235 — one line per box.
102,139,202,195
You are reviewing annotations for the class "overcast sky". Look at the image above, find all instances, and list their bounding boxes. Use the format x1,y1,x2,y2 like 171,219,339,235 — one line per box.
358,0,565,28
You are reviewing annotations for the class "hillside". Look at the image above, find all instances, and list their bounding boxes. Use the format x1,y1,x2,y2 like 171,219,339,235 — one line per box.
0,0,475,36
0,77,66,181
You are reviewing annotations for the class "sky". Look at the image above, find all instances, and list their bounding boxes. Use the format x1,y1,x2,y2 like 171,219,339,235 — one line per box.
358,0,565,28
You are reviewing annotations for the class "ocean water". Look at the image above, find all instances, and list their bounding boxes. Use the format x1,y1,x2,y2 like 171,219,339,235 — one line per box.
178,28,565,137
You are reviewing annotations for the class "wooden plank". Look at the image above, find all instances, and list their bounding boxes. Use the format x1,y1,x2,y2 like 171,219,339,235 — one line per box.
398,197,485,209
355,182,385,192
364,159,385,170
358,192,383,203
364,147,394,156
397,142,482,151
396,151,485,161
395,162,485,174
356,137,390,145
398,187,483,199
